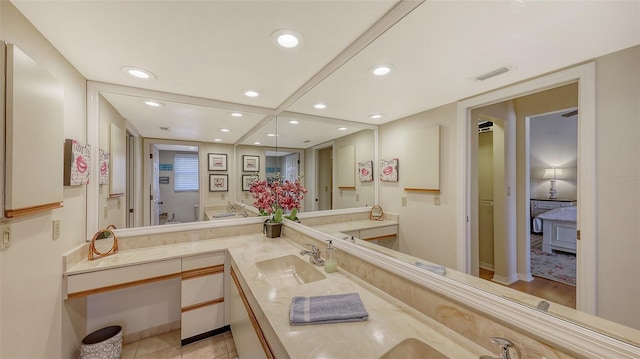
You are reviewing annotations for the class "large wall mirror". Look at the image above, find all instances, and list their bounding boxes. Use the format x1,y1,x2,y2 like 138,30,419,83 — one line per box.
87,82,378,234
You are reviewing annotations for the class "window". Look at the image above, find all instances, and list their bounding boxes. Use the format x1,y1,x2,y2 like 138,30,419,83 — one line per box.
174,153,199,191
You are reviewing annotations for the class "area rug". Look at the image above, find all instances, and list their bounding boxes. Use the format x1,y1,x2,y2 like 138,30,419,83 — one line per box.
530,249,576,286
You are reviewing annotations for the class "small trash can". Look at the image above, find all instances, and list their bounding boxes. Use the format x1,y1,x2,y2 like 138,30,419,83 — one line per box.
80,325,122,359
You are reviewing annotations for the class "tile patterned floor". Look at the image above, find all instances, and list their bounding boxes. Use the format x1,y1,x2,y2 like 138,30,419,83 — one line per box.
121,330,238,359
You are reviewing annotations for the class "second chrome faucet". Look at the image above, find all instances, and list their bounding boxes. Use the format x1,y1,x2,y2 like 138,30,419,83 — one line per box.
300,244,324,266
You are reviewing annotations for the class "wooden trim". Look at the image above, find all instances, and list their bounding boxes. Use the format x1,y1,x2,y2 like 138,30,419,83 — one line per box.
5,201,63,218
67,272,181,299
362,235,397,242
338,186,356,190
404,188,440,194
230,267,275,359
109,193,124,198
181,265,224,280
181,297,224,313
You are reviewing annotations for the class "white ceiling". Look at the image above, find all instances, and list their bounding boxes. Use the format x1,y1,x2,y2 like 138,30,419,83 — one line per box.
11,0,640,147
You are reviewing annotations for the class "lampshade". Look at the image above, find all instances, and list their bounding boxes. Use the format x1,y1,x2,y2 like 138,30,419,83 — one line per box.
542,167,563,180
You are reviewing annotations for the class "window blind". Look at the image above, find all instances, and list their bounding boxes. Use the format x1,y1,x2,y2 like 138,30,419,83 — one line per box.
174,153,199,191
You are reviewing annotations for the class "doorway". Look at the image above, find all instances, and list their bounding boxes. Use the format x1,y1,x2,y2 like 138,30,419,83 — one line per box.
457,63,596,315
144,141,201,227
316,146,333,211
475,104,579,308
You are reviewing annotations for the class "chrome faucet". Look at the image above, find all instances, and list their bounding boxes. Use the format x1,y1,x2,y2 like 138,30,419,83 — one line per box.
226,201,236,213
300,244,324,266
480,337,519,359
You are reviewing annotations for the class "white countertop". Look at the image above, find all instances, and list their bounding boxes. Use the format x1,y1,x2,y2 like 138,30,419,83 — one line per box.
65,233,489,358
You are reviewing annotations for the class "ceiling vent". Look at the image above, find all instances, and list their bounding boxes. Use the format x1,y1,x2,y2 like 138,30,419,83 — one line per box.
478,120,493,133
474,66,511,81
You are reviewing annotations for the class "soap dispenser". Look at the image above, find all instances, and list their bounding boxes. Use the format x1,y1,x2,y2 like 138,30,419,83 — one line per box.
324,240,337,273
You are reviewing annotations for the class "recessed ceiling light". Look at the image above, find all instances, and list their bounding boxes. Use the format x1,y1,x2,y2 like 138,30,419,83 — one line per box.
289,120,299,124
271,29,304,49
371,64,393,76
213,138,222,142
220,128,230,132
337,127,347,131
231,112,243,117
267,133,277,137
122,66,156,79
314,103,326,109
253,141,261,145
243,90,261,98
143,100,163,107
369,114,383,119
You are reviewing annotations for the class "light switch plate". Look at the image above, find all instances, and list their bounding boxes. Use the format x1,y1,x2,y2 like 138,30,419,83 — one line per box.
52,219,60,240
401,197,407,206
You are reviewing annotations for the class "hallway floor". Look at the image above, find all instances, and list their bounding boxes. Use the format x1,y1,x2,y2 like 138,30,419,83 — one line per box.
479,268,576,309
121,330,238,359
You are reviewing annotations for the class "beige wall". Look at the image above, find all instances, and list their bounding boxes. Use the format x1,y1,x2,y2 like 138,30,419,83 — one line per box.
594,45,640,329
379,104,458,268
333,129,375,209
0,2,88,358
98,95,128,229
378,46,640,330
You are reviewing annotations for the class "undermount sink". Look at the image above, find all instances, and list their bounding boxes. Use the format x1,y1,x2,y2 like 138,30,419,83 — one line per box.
380,338,449,359
255,255,326,289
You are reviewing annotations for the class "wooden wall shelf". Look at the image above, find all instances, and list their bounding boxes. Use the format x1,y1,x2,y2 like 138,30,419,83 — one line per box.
404,188,440,194
5,201,63,218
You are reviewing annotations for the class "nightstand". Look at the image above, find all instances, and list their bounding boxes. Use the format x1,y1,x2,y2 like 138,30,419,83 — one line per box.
531,199,577,218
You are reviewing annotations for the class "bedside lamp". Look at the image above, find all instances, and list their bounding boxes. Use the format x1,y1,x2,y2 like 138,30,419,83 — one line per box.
543,167,563,199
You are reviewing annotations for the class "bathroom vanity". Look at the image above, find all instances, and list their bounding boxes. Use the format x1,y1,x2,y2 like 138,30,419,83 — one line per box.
63,209,640,358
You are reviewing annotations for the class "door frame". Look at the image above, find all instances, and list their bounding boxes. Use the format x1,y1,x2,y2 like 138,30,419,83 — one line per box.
456,63,597,315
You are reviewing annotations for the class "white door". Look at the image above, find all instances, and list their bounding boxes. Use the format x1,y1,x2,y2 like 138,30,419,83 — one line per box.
285,153,299,182
150,144,161,225
317,147,333,211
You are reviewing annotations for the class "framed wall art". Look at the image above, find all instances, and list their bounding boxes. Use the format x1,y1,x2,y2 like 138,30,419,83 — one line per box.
242,174,258,191
208,153,227,171
380,158,399,182
209,174,228,192
243,155,260,172
358,160,373,182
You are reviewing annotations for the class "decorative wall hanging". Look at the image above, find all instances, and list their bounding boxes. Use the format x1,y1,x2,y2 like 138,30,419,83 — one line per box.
64,139,91,186
242,174,258,191
379,158,399,182
358,161,373,182
243,155,260,172
209,174,228,192
99,149,110,185
208,153,227,171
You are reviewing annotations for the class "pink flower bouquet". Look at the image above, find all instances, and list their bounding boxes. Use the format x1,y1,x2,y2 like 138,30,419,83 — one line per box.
249,178,307,223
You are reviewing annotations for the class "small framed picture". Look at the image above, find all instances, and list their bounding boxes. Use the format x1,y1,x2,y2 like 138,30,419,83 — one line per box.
243,155,260,172
242,174,258,191
209,174,228,192
208,153,227,171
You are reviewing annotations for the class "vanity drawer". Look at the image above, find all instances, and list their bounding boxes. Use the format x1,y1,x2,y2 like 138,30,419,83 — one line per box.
181,301,225,340
360,225,397,240
182,272,224,307
67,259,181,297
182,251,225,271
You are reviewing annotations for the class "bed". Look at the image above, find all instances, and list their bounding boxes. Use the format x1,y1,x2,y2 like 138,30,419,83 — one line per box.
533,206,577,254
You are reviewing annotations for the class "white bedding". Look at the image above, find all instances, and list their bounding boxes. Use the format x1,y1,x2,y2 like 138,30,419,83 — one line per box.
533,206,576,233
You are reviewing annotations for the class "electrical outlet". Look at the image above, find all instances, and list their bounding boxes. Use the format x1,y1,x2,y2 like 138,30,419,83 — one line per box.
434,195,441,206
52,219,61,240
401,197,407,206
0,222,11,251
103,204,108,219
356,194,360,201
